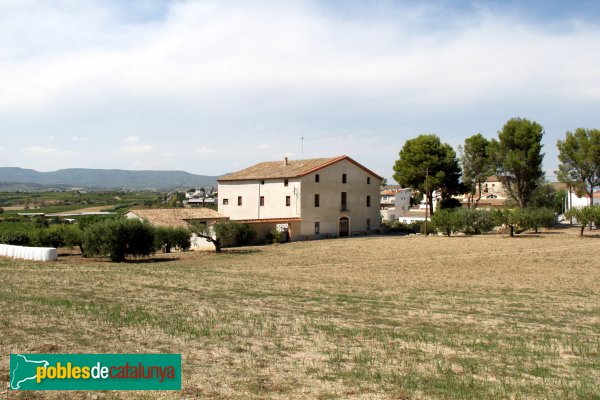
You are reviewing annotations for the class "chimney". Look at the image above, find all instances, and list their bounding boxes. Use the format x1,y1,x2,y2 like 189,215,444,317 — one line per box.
283,156,289,166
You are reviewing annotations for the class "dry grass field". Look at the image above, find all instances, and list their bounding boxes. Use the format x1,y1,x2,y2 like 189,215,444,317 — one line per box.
1,227,599,399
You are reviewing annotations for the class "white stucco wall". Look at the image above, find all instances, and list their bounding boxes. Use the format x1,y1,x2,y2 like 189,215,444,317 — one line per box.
299,159,381,237
393,190,412,213
217,158,382,239
218,178,301,220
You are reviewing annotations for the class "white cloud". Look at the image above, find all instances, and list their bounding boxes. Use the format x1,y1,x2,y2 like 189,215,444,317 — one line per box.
1,1,599,176
117,136,155,154
119,144,155,154
70,136,88,142
197,146,217,155
123,136,140,144
21,146,71,157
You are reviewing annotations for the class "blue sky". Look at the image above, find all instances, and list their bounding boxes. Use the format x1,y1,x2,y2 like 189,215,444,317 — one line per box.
1,0,599,181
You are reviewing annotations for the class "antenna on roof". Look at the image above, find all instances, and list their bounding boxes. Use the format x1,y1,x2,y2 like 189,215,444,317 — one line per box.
301,136,304,160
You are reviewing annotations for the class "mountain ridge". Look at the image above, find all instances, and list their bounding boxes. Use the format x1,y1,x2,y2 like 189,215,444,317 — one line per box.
0,167,220,190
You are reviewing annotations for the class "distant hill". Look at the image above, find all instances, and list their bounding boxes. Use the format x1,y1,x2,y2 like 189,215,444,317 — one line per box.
0,167,219,191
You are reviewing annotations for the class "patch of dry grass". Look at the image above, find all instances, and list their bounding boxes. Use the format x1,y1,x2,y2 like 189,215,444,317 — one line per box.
0,227,599,399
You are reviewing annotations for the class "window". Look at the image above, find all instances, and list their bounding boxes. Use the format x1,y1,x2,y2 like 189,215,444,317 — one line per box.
367,219,371,230
367,177,371,184
342,173,347,183
286,196,291,206
261,180,265,185
314,194,320,207
238,196,242,206
341,192,347,211
260,196,264,206
315,174,320,183
223,198,229,205
366,195,371,207
314,222,320,235
284,179,289,187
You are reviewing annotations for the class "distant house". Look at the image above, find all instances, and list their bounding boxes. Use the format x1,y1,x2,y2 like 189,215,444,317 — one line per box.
379,187,411,222
125,208,228,250
218,155,382,241
185,198,216,206
565,189,600,209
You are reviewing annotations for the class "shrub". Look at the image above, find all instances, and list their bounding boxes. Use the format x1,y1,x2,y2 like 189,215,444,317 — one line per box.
493,208,527,237
213,221,257,247
382,221,421,234
155,226,191,253
59,225,84,252
29,228,64,248
566,205,600,236
523,208,555,233
460,209,496,234
82,218,156,262
266,229,282,244
77,214,118,230
0,222,34,245
431,209,463,236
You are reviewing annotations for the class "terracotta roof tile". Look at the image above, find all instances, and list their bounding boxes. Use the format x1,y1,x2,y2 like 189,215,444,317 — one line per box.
218,155,382,181
127,208,228,228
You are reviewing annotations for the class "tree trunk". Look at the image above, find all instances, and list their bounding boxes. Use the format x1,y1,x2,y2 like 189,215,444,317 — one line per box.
580,224,585,237
214,239,222,253
569,188,573,224
588,186,594,230
510,225,514,237
429,193,434,216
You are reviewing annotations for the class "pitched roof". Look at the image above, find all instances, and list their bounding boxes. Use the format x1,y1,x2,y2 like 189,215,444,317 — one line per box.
218,155,383,181
126,208,228,228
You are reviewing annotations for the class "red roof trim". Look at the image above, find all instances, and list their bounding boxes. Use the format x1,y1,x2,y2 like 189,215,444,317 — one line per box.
298,155,384,180
237,218,302,224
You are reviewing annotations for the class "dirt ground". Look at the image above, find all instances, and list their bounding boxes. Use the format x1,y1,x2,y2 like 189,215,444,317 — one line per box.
0,226,598,399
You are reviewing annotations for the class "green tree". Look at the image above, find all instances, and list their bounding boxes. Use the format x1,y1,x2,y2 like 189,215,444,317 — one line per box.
523,208,555,233
189,221,222,253
557,128,600,207
82,219,156,262
459,133,494,209
460,209,496,235
393,134,462,215
490,118,545,208
565,205,600,237
493,208,527,237
530,182,562,213
154,226,191,253
188,221,257,253
430,209,463,236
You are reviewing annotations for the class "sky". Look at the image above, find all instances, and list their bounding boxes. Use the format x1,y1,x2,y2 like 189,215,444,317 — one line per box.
1,0,599,181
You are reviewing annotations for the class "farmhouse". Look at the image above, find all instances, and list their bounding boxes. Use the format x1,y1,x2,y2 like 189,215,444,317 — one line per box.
125,208,228,250
218,155,382,241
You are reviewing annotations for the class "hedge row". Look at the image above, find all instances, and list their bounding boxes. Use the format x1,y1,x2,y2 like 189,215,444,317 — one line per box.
430,207,556,236
0,218,258,261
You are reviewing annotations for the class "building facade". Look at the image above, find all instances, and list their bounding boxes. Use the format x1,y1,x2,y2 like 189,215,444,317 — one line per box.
218,156,382,241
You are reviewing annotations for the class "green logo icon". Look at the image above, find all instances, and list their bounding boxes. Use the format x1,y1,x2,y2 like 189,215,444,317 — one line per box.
10,354,181,391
